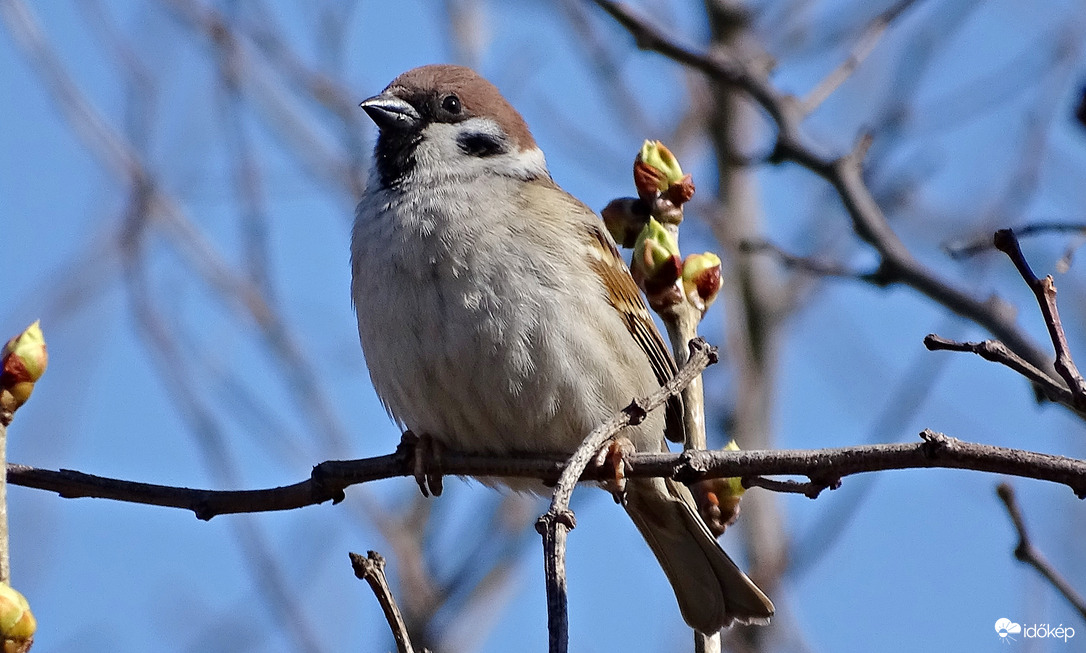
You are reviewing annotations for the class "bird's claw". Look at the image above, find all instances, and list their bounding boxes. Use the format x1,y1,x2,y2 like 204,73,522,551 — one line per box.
400,430,444,497
593,437,636,505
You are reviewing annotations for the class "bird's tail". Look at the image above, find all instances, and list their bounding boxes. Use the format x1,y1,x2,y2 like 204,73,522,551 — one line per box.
624,476,774,632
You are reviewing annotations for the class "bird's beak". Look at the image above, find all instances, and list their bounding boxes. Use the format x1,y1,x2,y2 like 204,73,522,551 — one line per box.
360,92,420,132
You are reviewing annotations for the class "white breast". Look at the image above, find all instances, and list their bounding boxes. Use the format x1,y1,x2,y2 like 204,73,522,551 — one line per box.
351,175,665,459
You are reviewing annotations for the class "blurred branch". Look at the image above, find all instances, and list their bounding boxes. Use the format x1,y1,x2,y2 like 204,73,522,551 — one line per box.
9,429,1086,518
163,0,363,195
996,484,1086,621
1,0,355,458
217,3,276,300
120,207,324,653
788,315,956,577
700,7,788,652
946,222,1086,260
592,0,1059,393
739,239,869,279
442,0,487,71
437,496,537,651
800,0,919,114
243,1,369,195
558,0,654,135
350,551,425,653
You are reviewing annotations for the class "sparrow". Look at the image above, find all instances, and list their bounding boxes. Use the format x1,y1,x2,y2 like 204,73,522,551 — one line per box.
351,64,773,632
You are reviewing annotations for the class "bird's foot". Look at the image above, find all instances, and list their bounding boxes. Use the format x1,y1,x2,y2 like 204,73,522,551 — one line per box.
592,436,636,506
398,430,444,497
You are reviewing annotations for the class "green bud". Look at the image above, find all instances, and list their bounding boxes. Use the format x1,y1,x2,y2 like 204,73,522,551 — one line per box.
638,140,684,186
634,218,679,270
1,321,48,416
0,584,35,653
1,322,47,383
720,440,746,498
682,253,723,313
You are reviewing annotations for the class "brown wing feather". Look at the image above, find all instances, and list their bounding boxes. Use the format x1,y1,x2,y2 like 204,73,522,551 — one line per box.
585,223,686,445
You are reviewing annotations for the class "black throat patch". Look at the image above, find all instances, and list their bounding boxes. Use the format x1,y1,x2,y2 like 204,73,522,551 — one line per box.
373,129,423,188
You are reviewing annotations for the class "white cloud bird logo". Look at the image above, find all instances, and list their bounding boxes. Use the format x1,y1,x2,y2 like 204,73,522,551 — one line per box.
995,618,1022,642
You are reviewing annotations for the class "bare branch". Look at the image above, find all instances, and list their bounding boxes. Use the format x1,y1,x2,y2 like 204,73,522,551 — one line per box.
740,239,869,279
350,551,426,653
994,229,1086,404
9,428,1086,519
743,476,839,499
996,484,1086,620
923,334,1079,412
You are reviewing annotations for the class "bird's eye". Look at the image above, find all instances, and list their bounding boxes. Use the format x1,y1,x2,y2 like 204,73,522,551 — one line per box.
441,94,462,114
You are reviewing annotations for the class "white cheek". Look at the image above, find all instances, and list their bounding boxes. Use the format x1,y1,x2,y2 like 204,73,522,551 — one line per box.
413,119,548,183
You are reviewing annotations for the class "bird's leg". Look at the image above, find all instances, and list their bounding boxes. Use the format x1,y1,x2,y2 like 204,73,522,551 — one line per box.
592,436,636,506
398,430,444,497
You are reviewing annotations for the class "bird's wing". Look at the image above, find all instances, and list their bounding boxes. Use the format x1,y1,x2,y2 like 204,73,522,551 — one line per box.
582,216,686,445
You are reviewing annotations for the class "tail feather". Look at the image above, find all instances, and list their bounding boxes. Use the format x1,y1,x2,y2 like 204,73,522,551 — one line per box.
624,477,774,632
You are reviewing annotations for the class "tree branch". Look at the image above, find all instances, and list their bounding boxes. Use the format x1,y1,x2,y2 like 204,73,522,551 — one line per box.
994,229,1086,404
739,239,869,280
996,483,1086,621
923,334,1079,412
350,550,425,653
9,428,1085,520
945,221,1086,260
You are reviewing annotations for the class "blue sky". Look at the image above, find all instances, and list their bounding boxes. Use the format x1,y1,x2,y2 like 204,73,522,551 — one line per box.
3,1,1086,652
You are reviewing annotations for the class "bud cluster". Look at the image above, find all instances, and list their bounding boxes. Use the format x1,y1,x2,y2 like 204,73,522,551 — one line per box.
606,141,722,316
605,141,742,531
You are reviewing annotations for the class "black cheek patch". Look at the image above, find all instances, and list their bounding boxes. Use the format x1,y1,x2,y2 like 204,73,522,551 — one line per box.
456,132,506,157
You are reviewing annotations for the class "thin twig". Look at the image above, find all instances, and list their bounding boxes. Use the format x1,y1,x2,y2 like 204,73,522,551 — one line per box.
994,229,1086,404
658,309,716,653
743,475,840,499
535,338,719,653
350,551,424,653
923,334,1080,412
0,420,9,584
9,428,1086,517
996,484,1086,621
801,0,919,114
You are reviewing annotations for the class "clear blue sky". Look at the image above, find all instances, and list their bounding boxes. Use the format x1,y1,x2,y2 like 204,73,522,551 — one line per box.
3,1,1086,652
